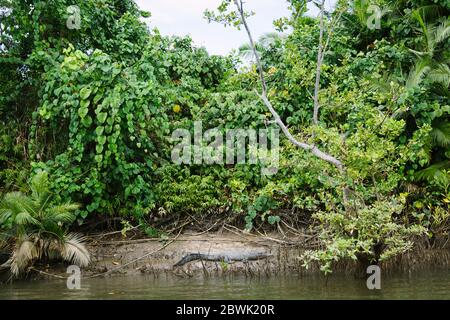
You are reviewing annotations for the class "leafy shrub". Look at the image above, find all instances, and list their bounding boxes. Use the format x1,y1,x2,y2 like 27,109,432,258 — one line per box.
302,199,427,274
32,46,169,219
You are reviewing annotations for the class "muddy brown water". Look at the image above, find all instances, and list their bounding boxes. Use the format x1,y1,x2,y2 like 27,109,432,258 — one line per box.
0,268,449,300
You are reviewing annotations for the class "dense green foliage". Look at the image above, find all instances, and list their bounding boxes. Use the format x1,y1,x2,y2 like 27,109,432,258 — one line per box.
1,0,449,273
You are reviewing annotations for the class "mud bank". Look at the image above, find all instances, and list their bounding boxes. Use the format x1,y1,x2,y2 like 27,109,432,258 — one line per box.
34,232,447,279
86,232,301,277
8,232,447,281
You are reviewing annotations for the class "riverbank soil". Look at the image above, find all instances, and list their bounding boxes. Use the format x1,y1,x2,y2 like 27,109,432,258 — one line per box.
19,231,448,280
86,231,299,277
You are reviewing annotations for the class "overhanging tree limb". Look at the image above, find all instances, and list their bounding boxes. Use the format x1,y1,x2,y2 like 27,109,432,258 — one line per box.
257,92,344,169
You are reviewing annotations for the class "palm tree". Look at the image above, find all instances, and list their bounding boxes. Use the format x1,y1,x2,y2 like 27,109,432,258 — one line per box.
237,32,285,63
406,15,450,89
0,171,90,277
238,42,264,62
404,12,450,192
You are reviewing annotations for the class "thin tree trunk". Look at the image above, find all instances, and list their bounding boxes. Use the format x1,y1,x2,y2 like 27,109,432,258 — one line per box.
234,0,344,171
313,0,325,126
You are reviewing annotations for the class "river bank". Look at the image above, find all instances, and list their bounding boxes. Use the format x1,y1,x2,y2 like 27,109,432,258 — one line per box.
14,231,449,281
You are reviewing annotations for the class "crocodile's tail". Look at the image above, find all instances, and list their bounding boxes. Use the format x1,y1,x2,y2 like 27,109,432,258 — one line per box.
174,253,204,267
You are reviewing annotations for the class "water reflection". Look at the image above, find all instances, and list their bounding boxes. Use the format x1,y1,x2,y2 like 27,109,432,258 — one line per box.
0,269,449,300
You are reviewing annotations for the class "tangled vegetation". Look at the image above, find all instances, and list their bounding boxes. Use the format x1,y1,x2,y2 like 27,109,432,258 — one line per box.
0,0,449,274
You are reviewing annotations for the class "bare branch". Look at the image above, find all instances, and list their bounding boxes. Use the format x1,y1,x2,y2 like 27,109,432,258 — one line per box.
322,7,345,59
313,2,345,128
313,0,325,126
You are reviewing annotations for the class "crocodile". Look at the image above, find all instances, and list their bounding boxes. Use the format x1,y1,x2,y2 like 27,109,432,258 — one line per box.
174,251,271,267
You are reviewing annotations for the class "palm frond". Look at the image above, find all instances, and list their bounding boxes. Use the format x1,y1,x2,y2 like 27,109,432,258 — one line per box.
430,119,450,148
237,32,283,62
411,9,429,50
413,5,444,22
1,192,39,221
15,211,39,226
434,19,450,46
60,233,90,267
258,32,283,48
415,161,450,191
411,13,450,57
7,238,39,276
406,58,432,89
0,207,12,225
30,171,49,197
237,43,262,61
43,203,79,225
30,171,52,209
352,0,370,27
427,63,450,87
